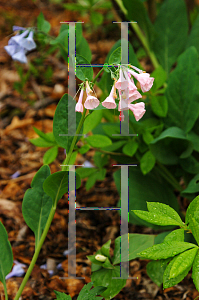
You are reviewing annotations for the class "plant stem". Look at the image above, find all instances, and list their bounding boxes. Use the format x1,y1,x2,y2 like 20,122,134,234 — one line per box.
114,0,159,69
93,68,104,84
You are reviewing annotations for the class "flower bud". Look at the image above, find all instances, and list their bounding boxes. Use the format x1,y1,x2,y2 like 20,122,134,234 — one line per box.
95,254,107,262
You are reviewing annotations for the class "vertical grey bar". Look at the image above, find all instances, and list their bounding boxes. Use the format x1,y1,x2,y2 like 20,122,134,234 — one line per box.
113,165,129,279
68,23,76,136
67,165,84,279
120,22,129,135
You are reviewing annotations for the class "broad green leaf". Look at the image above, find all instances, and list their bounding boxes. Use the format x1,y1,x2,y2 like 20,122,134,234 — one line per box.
187,131,199,152
76,167,97,179
164,229,184,243
43,146,58,165
147,202,184,226
169,247,198,279
181,174,199,196
142,131,154,145
102,140,126,152
188,215,199,246
101,240,111,260
112,233,155,265
0,221,13,293
164,47,199,133
37,12,51,33
54,290,72,299
108,47,121,65
92,266,127,300
186,14,199,53
150,95,168,118
163,255,193,289
86,135,112,148
77,281,106,300
94,152,108,169
138,241,197,260
22,165,52,248
78,144,90,154
43,171,81,206
53,94,83,153
140,151,156,175
150,127,193,165
123,0,155,46
152,0,188,74
192,250,199,291
122,140,138,157
185,195,199,225
76,36,92,62
83,110,103,134
85,168,106,190
29,137,55,147
146,259,171,287
74,54,93,81
114,167,180,229
180,156,199,174
150,66,167,92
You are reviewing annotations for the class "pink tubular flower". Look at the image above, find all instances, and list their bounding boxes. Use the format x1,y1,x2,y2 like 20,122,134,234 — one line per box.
128,102,146,121
75,89,84,113
102,84,117,109
128,69,154,92
115,68,129,91
84,81,100,109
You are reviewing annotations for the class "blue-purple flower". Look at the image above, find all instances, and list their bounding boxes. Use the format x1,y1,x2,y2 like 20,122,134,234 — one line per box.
4,26,36,63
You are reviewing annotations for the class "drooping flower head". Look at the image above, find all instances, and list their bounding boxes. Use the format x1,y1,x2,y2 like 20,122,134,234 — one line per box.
84,81,100,109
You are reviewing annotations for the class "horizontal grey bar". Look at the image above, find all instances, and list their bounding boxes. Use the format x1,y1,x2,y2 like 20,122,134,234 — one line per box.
76,207,121,210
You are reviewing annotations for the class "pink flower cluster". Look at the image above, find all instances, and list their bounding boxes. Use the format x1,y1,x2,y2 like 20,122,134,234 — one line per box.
75,66,154,122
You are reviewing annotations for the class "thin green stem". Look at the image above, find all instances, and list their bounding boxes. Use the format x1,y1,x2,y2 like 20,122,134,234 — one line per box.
114,0,159,69
93,68,104,84
155,163,183,192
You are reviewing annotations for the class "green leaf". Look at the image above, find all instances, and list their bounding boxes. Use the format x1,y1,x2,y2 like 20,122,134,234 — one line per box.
163,254,193,289
29,137,55,147
114,167,180,229
123,0,155,46
43,171,81,206
32,127,56,143
150,95,168,118
192,250,199,291
101,240,111,260
188,215,199,246
138,241,197,260
76,167,97,179
146,259,171,287
0,221,13,291
53,94,83,153
37,12,51,33
163,229,185,243
76,37,92,62
112,233,155,265
122,140,138,157
150,127,193,165
180,156,199,174
169,247,198,279
140,150,156,175
108,47,121,65
102,140,126,152
187,131,199,152
86,135,112,148
142,131,154,145
164,47,199,133
91,266,127,300
152,0,188,74
74,54,93,81
83,110,103,134
22,165,52,248
186,14,199,54
181,174,199,196
54,290,72,299
150,66,167,92
90,11,103,25
85,168,106,190
94,152,108,168
78,144,90,154
43,146,58,165
185,195,199,225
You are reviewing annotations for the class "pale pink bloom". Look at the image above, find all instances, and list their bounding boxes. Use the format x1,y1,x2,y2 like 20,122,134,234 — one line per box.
128,69,154,92
84,95,100,109
128,102,146,121
102,85,117,109
119,88,142,103
75,89,84,112
115,69,129,91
